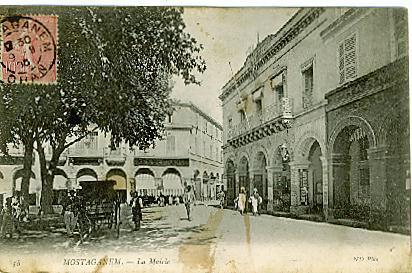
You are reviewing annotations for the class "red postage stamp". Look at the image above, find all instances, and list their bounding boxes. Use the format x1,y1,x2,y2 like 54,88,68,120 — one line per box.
1,15,58,84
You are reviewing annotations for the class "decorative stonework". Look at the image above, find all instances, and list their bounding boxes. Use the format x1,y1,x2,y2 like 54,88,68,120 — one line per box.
220,8,325,102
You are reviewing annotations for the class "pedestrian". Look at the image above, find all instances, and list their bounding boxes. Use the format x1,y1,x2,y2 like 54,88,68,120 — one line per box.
168,195,173,206
1,197,14,239
217,190,225,209
237,187,247,215
183,185,196,221
62,190,79,237
249,188,262,216
129,192,143,231
11,194,22,234
174,196,180,205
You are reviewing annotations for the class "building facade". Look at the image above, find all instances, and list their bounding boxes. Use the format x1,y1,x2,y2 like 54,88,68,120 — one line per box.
0,101,223,209
220,8,409,230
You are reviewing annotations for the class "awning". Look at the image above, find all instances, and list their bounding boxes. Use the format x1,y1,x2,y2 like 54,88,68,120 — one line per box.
136,174,157,190
237,100,246,111
252,87,263,101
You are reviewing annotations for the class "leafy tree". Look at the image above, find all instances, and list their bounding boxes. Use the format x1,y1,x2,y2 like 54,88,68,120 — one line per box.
0,6,206,213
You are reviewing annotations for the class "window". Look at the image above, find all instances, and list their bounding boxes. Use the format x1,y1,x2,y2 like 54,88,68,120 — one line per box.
168,114,172,123
302,65,314,109
394,9,408,58
76,131,98,150
166,135,175,153
338,33,357,84
240,110,246,123
271,72,285,105
194,136,198,154
256,99,262,115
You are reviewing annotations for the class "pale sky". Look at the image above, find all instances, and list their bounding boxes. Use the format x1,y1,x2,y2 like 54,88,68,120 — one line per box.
172,7,298,124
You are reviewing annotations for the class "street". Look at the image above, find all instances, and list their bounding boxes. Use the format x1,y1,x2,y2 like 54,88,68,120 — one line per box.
0,205,410,273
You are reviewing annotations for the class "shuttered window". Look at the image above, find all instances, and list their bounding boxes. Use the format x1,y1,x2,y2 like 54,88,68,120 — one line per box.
302,66,313,109
338,33,357,84
166,135,176,153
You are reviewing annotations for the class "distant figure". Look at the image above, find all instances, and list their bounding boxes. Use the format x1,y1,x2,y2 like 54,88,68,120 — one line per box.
237,187,247,215
217,190,225,209
130,192,143,231
249,188,262,216
1,197,14,239
168,195,173,206
174,196,180,205
62,190,79,237
183,185,196,221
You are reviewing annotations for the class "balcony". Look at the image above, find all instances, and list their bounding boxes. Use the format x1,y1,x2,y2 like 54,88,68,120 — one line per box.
227,98,293,148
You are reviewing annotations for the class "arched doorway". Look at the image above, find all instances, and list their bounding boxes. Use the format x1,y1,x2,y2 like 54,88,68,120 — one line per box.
332,125,371,220
225,160,236,206
53,169,68,206
162,168,183,197
76,168,98,187
307,141,323,214
253,151,268,210
238,156,250,196
272,145,291,212
13,169,37,206
135,168,156,196
106,169,127,203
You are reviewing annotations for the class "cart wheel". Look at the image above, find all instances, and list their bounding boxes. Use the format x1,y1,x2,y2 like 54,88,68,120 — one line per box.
78,216,92,242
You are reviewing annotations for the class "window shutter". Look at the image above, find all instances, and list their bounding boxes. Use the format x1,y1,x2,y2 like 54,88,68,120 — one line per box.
338,42,345,83
344,34,357,80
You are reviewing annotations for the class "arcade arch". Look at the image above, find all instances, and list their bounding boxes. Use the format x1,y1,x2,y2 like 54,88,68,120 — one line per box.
135,168,156,196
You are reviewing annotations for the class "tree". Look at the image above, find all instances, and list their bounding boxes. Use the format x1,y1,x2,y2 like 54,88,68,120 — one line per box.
0,6,206,213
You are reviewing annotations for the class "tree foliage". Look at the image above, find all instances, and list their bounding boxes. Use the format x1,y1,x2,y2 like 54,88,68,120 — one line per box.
0,6,206,212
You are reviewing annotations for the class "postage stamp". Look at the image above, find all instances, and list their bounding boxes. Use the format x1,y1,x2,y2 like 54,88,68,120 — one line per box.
0,15,58,84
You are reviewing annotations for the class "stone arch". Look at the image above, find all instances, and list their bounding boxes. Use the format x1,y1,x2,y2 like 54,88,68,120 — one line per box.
135,167,156,178
13,169,38,205
328,115,376,153
328,115,375,219
237,151,250,170
251,146,270,171
53,168,68,190
294,132,326,162
135,168,156,196
76,168,98,181
162,168,183,196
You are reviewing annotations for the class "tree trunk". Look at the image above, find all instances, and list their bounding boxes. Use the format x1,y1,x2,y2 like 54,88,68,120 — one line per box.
37,143,56,214
21,139,34,204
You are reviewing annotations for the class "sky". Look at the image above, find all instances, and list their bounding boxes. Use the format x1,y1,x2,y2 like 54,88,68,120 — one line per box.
171,7,298,124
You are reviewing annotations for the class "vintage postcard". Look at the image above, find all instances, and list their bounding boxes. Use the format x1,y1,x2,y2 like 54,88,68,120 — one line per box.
0,2,410,273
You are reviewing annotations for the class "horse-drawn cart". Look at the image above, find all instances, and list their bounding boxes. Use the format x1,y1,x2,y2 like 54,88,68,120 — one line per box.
77,180,121,241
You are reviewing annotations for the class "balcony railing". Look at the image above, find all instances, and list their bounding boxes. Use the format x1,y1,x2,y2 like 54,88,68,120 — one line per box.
228,98,293,140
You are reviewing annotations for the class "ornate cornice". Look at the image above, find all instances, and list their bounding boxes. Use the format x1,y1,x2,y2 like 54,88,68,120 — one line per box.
219,8,325,102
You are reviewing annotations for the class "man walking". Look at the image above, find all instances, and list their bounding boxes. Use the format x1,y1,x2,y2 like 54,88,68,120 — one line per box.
183,184,196,221
130,192,143,231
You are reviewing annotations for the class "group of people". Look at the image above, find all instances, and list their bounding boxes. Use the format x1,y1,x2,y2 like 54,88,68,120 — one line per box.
0,193,28,239
235,187,263,216
157,195,181,207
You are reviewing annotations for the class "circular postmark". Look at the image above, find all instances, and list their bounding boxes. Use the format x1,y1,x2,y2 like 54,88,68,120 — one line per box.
1,15,57,84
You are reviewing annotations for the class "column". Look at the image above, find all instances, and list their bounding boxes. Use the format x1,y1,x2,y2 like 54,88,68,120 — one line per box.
266,166,282,212
289,161,310,215
328,153,350,220
368,146,388,228
127,177,135,203
66,177,76,190
319,156,329,220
